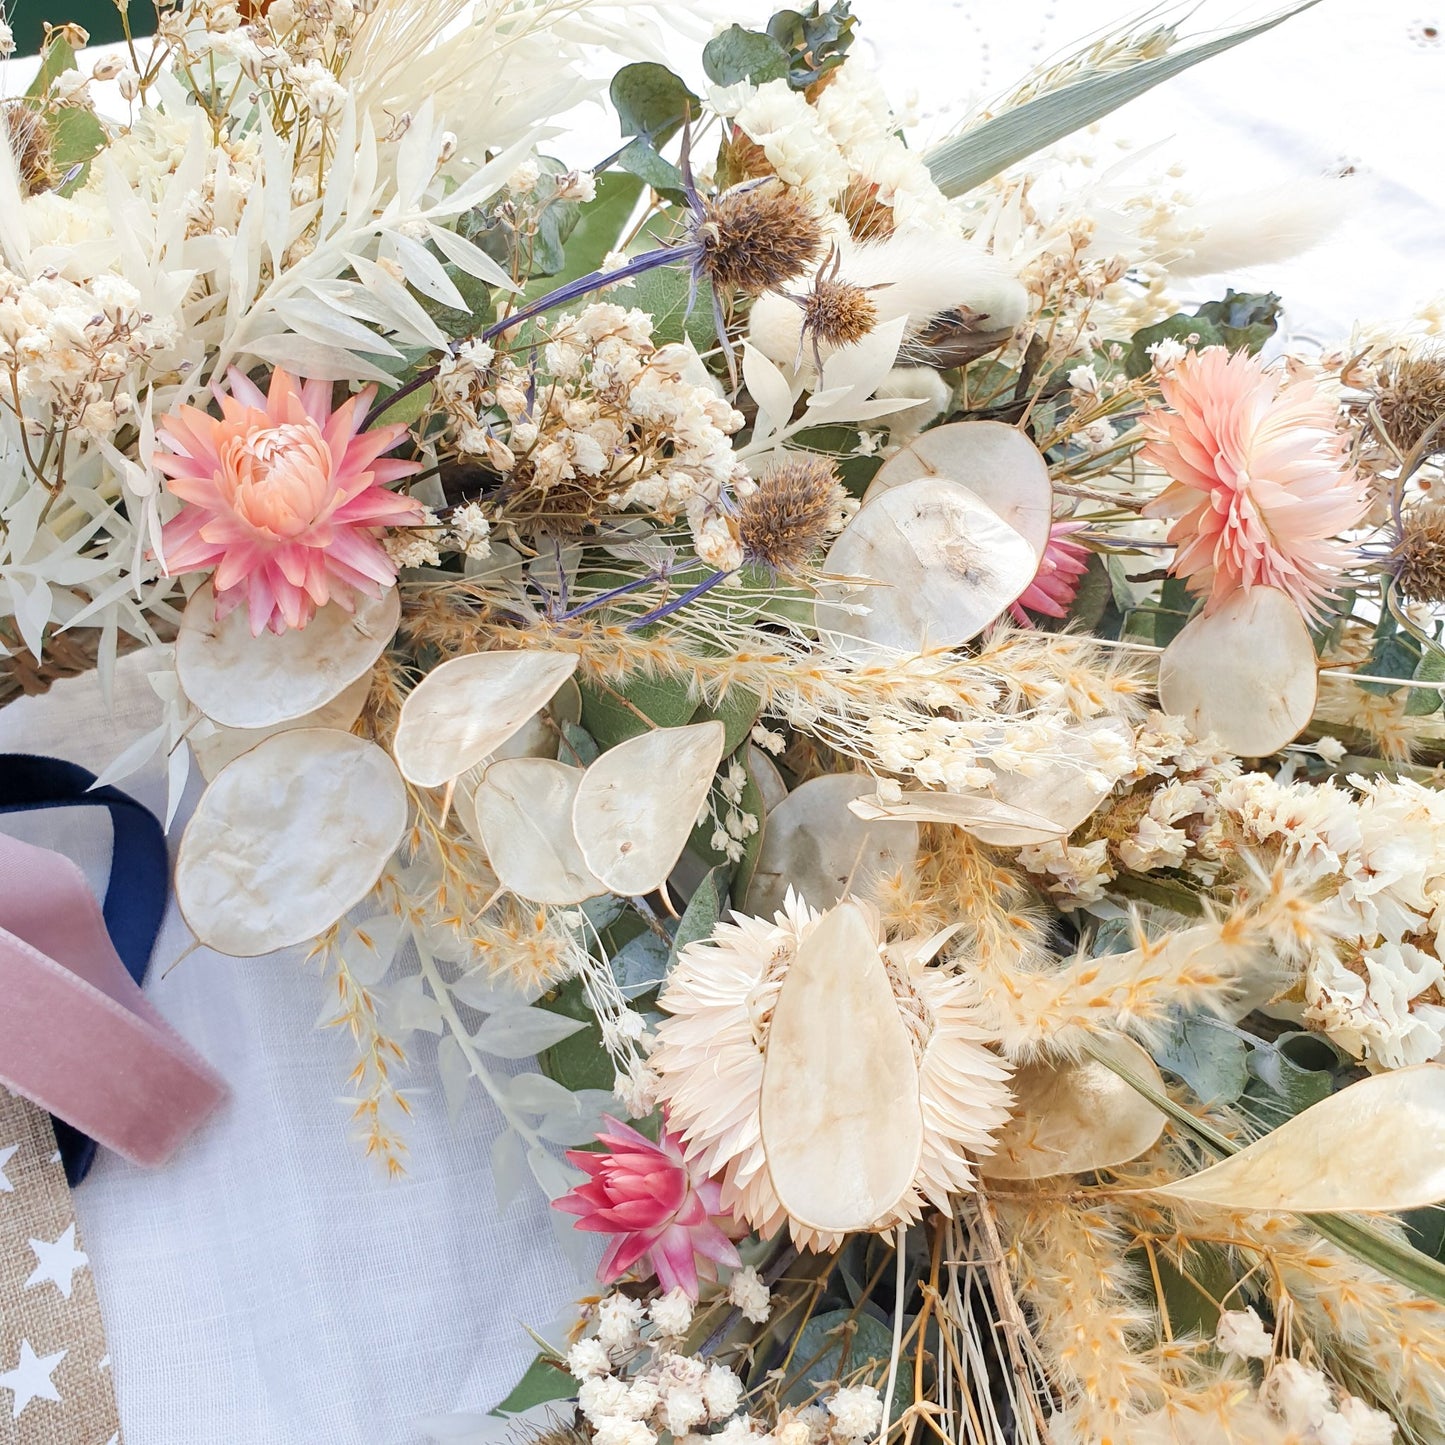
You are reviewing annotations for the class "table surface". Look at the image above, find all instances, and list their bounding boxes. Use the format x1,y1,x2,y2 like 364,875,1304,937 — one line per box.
1,3,1442,1442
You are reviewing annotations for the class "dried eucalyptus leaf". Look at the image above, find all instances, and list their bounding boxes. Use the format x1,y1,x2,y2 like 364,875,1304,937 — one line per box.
176,581,398,728
865,420,1054,559
393,650,579,787
1152,1064,1445,1213
760,900,923,1232
983,1038,1167,1180
469,757,606,905
191,672,373,780
176,728,408,956
746,744,788,813
572,720,728,895
815,477,1037,658
1158,586,1318,757
745,773,919,918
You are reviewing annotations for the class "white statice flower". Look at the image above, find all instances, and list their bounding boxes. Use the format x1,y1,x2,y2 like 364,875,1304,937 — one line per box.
567,1337,614,1382
826,1385,884,1440
1067,363,1101,394
1214,1307,1273,1360
648,1287,695,1338
446,501,492,560
557,169,596,202
0,20,14,55
1019,837,1115,908
733,80,849,201
596,1292,647,1352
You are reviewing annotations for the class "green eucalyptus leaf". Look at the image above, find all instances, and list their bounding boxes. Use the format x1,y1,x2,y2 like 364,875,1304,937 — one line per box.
925,4,1321,198
615,139,686,198
611,929,673,998
490,1354,574,1415
610,62,698,145
703,25,792,86
1153,1015,1249,1106
626,260,714,350
782,1309,908,1415
534,171,645,294
766,1,857,89
669,866,727,966
692,687,763,755
578,671,698,747
1407,644,1445,716
538,976,614,1092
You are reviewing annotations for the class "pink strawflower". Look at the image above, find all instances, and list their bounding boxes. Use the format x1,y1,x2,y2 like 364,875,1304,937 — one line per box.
157,368,424,635
1141,347,1367,619
1010,520,1090,625
554,1116,741,1298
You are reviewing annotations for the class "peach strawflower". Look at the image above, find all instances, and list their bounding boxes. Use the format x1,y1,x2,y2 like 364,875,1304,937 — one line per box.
157,368,424,634
1141,347,1367,619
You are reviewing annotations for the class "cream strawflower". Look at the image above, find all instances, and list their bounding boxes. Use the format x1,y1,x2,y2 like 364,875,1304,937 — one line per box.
650,891,1013,1250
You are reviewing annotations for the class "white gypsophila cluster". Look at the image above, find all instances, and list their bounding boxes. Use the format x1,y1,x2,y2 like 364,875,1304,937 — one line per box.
824,1386,884,1441
1261,1360,1396,1445
1222,770,1445,1068
725,1265,771,1324
444,303,750,569
1214,1307,1273,1360
568,1308,749,1445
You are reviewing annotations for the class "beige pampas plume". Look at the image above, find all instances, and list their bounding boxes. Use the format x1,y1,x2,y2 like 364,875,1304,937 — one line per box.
747,230,1029,373
1158,176,1351,278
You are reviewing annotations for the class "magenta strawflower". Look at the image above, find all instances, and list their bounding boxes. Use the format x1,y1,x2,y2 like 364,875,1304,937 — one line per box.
1010,520,1091,625
156,368,425,635
554,1116,741,1298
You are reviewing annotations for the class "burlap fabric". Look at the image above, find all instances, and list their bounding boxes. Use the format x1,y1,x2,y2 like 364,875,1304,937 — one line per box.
0,1090,119,1444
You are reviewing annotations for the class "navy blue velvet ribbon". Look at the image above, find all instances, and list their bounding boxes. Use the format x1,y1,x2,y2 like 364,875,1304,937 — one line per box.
0,754,169,1185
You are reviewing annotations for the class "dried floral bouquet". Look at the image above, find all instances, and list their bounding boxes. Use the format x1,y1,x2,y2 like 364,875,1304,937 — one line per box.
7,0,1445,1439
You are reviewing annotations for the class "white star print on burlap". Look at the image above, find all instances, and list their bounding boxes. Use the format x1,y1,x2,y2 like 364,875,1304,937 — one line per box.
0,1089,120,1444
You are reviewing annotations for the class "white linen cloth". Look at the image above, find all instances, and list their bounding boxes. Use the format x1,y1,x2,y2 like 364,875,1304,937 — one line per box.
0,653,587,1445
0,3,1442,1442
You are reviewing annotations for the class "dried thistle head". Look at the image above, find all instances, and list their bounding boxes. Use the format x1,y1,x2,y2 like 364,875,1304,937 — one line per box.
1374,345,1445,455
693,181,824,294
839,175,896,242
3,102,54,195
737,455,850,575
790,246,880,369
1391,502,1445,604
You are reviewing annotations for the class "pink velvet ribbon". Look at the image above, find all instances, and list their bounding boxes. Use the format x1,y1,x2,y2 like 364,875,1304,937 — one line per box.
0,831,226,1167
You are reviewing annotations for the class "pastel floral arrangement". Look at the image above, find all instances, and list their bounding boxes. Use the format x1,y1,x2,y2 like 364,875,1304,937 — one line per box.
9,0,1445,1439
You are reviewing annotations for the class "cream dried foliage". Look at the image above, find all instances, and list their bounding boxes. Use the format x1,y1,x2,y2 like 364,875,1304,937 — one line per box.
999,1195,1166,1440
401,582,1145,794
651,892,1013,1251
1168,1201,1445,1439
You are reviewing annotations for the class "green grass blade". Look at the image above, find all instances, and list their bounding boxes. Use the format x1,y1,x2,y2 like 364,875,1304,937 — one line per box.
925,3,1320,198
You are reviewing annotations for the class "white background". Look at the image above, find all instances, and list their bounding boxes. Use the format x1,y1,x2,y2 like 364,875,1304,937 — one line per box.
1,2,1442,1441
